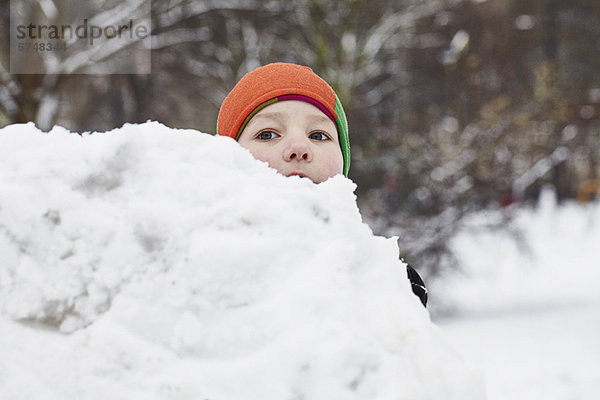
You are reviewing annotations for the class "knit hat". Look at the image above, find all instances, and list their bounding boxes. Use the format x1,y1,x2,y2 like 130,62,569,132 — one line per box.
217,63,350,177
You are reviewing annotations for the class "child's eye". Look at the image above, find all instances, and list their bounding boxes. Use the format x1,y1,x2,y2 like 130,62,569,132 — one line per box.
309,131,330,141
257,130,279,140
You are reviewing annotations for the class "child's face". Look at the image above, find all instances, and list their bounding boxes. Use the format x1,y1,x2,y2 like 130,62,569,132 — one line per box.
237,100,344,183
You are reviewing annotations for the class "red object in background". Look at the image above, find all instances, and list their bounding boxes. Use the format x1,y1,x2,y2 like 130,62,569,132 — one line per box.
500,190,518,208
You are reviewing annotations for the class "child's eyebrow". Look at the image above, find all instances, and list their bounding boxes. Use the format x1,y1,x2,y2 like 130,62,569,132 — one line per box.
250,109,333,126
305,112,333,125
250,111,286,122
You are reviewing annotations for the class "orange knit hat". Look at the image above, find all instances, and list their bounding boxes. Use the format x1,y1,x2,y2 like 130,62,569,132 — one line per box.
217,63,350,176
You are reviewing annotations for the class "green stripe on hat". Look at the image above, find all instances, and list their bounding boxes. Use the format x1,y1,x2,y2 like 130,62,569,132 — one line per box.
334,95,351,177
235,98,279,141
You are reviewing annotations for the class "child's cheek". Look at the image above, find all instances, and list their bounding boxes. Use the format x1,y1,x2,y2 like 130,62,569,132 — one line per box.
321,153,344,178
246,147,271,163
249,149,281,171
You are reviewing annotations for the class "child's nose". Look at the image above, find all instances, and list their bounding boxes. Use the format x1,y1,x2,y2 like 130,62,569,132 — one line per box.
283,137,312,162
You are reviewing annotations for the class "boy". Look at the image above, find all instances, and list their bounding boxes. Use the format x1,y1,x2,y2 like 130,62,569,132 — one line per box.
217,62,349,183
217,63,427,306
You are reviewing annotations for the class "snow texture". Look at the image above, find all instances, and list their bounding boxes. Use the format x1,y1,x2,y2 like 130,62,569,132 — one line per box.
434,187,600,314
434,187,600,400
0,122,483,400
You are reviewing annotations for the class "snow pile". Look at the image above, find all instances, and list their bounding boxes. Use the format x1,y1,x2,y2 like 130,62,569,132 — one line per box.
0,122,483,400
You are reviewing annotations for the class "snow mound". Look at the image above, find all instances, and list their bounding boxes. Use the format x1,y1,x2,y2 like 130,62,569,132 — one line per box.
0,122,483,400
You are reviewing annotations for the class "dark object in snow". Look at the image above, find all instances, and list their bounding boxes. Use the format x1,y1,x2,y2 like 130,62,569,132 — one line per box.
407,265,428,307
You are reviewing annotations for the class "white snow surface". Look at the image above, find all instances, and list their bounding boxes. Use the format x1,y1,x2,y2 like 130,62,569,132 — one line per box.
433,188,600,400
433,187,600,315
0,122,483,400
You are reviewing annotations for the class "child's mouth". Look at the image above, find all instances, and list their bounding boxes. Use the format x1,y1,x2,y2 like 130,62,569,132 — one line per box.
287,172,308,178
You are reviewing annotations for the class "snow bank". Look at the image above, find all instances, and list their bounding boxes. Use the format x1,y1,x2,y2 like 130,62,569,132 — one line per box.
0,122,483,400
432,194,600,400
433,187,600,315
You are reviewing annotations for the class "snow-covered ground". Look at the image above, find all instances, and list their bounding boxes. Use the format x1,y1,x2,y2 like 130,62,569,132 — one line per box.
433,190,600,400
0,122,482,400
1,121,597,400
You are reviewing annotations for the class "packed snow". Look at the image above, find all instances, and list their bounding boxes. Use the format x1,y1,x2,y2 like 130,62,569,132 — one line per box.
0,122,483,400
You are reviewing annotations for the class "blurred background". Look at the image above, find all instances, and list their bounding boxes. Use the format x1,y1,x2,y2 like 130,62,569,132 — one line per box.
1,0,599,282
